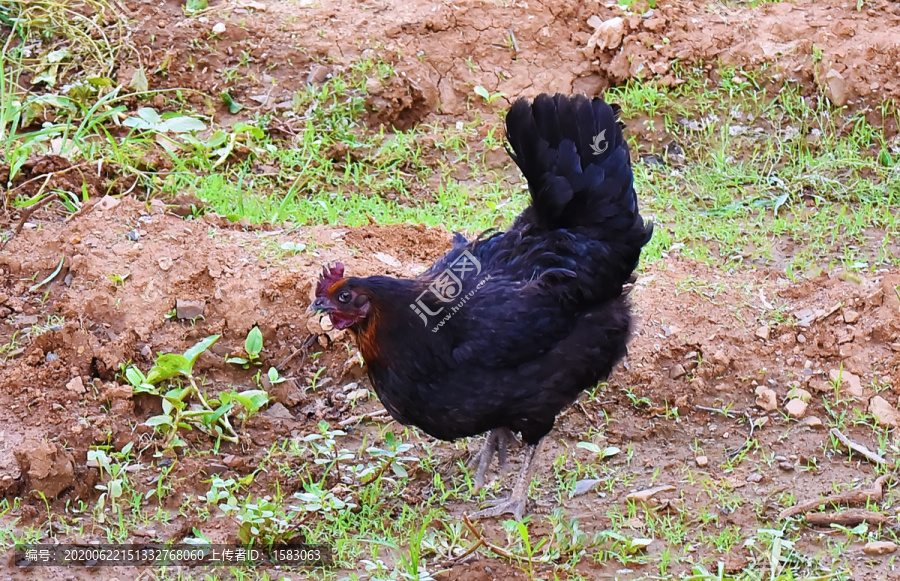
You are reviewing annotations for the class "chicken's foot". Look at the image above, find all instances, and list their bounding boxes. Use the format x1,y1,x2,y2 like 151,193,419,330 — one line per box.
470,440,543,520
468,428,516,492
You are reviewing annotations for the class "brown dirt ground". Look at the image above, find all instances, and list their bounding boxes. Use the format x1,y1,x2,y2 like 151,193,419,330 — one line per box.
4,0,900,578
110,0,900,124
1,198,900,578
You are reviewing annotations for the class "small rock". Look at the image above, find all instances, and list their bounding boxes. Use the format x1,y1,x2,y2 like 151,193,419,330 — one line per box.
778,461,795,471
45,352,59,363
374,252,402,268
802,416,824,429
265,403,294,420
345,388,369,402
14,440,76,499
829,369,863,397
823,68,850,107
586,16,625,51
158,256,173,271
66,376,85,394
212,22,226,34
842,309,860,324
96,196,120,211
868,396,900,428
669,364,687,379
126,229,140,241
774,455,788,462
695,456,709,467
307,64,331,85
755,387,778,412
175,299,205,320
755,325,770,340
788,387,812,402
796,333,806,344
222,455,244,468
746,473,763,484
864,541,898,555
785,398,808,418
571,478,602,497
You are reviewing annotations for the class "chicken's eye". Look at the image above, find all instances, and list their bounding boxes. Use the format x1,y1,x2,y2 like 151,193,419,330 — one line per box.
337,290,352,304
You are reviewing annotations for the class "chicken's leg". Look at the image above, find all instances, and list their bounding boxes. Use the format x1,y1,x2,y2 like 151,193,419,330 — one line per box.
468,428,516,492
470,439,543,520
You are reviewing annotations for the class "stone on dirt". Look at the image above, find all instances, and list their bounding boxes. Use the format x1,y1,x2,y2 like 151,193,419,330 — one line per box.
175,299,206,320
785,398,808,418
864,541,898,555
755,386,778,412
65,376,85,394
14,439,75,499
868,396,900,428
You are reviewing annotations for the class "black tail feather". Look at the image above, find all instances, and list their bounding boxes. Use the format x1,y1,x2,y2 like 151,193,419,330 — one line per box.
506,93,645,234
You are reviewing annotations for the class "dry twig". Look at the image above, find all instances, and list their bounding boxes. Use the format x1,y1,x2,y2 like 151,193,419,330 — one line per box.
830,428,888,465
779,475,890,520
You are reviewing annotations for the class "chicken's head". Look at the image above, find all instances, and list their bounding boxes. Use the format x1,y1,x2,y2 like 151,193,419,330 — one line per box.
309,262,372,329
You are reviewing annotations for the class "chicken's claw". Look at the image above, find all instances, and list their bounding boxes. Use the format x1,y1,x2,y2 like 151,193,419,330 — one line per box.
468,428,516,492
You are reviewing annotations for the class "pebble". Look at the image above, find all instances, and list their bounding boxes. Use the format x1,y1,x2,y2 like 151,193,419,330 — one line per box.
868,396,900,428
746,473,763,483
785,398,808,418
755,325,770,340
754,386,778,412
175,299,205,320
695,456,709,467
66,376,85,394
778,461,795,471
802,416,824,429
796,333,806,344
828,368,863,397
842,309,861,324
212,22,226,34
864,541,898,555
45,352,59,363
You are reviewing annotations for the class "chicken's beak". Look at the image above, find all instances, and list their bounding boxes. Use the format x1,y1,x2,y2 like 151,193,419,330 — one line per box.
308,297,332,314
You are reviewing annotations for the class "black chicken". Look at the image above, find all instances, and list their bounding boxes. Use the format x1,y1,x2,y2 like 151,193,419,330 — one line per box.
310,93,653,518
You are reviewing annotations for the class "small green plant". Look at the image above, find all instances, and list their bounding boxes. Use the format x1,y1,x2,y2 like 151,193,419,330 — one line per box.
124,335,268,448
87,443,135,523
107,272,130,287
473,85,505,104
226,326,264,368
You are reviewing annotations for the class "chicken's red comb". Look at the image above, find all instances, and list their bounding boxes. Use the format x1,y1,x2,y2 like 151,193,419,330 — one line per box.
315,262,345,296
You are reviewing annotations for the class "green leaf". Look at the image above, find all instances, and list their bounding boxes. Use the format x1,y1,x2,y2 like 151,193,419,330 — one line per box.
233,122,265,139
268,367,279,382
125,366,145,387
160,115,206,134
225,356,248,365
203,402,233,426
145,415,174,427
146,353,191,383
473,86,490,100
245,327,263,358
108,479,123,499
600,446,621,459
576,441,602,454
139,107,163,126
233,389,270,415
29,256,65,292
183,335,220,369
46,49,71,64
186,0,208,11
221,91,244,114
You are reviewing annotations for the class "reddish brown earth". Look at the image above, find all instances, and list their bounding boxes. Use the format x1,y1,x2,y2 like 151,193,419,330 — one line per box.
3,0,900,579
1,198,899,578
